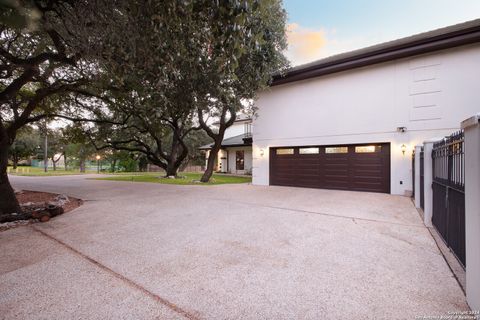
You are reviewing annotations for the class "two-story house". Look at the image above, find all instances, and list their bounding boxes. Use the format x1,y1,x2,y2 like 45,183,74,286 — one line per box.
200,115,253,175
252,19,480,195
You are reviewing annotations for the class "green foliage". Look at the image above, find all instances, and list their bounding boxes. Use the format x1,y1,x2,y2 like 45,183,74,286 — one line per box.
103,150,138,172
60,124,96,170
2,0,288,182
184,129,210,166
138,155,149,172
9,126,40,165
85,0,288,179
118,157,137,172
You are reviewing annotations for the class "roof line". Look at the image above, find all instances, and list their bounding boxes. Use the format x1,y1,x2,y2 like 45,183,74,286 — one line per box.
272,19,480,86
198,133,252,150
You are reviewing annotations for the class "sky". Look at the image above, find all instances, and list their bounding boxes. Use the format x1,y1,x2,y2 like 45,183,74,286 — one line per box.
283,0,480,66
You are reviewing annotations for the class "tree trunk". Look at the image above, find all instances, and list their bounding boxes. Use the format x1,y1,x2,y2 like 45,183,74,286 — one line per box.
163,155,182,177
64,152,67,171
79,158,85,173
197,106,236,183
0,143,21,215
52,154,62,171
165,142,179,177
12,155,18,169
200,139,221,183
165,164,177,177
163,134,189,177
111,159,117,172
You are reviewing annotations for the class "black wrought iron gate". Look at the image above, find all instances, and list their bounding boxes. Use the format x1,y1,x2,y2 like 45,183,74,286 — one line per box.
432,131,466,266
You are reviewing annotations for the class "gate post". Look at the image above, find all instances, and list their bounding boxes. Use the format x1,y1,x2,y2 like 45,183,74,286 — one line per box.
423,139,437,227
414,145,422,208
461,113,480,311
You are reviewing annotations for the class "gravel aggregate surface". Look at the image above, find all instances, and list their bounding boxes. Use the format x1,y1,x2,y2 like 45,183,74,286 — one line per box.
0,174,469,319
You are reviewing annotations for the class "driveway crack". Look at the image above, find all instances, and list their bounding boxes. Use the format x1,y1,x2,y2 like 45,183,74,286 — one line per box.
31,226,200,320
206,197,426,229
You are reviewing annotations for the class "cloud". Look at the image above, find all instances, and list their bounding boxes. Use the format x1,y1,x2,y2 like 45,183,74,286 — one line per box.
285,23,378,66
286,23,327,66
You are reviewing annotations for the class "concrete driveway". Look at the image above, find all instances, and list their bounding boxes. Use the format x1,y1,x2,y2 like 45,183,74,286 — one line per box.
1,175,468,319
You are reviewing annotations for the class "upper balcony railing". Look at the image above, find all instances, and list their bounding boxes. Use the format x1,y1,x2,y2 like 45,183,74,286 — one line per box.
244,122,252,138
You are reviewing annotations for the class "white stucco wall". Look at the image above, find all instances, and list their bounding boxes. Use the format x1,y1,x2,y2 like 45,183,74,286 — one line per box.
253,44,480,195
226,146,252,174
223,122,248,139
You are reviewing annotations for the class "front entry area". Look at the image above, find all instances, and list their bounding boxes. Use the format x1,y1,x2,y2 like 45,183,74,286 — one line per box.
270,143,390,193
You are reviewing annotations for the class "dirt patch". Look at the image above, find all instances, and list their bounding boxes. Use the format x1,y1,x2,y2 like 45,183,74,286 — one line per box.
0,190,83,232
16,190,83,214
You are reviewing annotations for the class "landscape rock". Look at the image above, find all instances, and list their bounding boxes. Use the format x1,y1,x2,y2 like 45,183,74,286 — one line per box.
0,220,34,232
1,191,82,231
51,194,70,206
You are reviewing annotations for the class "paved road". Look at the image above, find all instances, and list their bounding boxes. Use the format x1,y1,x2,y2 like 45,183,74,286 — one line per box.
1,175,469,319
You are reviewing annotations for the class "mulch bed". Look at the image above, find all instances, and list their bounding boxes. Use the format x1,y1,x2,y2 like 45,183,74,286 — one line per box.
0,190,83,232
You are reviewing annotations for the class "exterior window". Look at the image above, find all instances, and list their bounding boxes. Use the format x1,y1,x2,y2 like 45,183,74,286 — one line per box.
236,151,245,170
325,147,348,154
276,148,294,155
355,145,381,153
299,147,319,154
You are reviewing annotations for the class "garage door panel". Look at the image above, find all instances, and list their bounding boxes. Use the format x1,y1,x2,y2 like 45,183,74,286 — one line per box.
353,169,383,176
325,170,348,175
353,158,382,164
295,173,320,178
353,182,383,189
273,160,298,166
325,162,348,167
353,168,382,174
324,179,349,185
273,172,299,177
270,143,390,193
295,165,319,171
323,183,350,191
325,158,348,163
295,179,321,186
353,162,382,167
325,165,348,170
325,173,348,178
352,161,383,167
353,176,383,182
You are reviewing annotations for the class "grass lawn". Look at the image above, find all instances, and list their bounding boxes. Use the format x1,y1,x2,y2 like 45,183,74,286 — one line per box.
95,172,252,185
7,166,86,176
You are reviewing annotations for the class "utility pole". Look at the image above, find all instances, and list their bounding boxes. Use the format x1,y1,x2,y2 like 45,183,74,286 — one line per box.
43,121,48,173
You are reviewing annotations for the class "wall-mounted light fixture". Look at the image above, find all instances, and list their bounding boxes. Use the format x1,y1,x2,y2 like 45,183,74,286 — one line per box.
401,144,407,155
397,127,407,133
259,149,264,157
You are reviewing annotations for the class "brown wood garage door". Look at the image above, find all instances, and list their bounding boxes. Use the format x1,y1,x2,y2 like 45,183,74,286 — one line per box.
270,143,390,193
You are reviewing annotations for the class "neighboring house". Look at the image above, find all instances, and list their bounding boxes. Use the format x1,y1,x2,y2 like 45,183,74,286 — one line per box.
253,19,480,195
200,115,253,175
